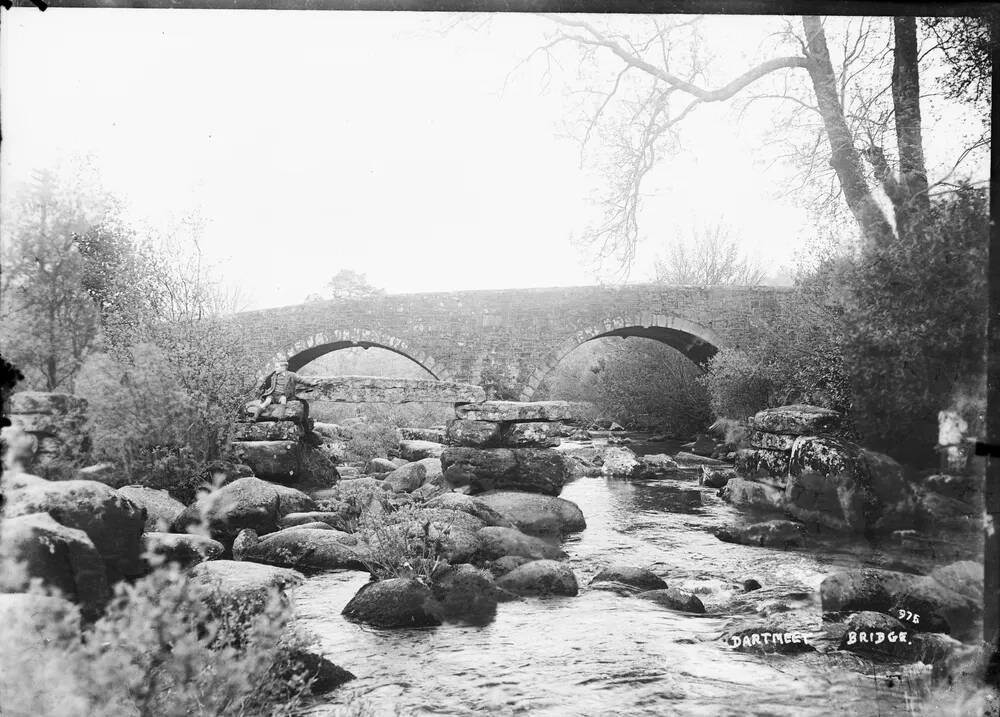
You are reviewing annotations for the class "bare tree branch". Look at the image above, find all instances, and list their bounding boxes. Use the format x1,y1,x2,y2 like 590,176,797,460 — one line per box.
543,14,808,102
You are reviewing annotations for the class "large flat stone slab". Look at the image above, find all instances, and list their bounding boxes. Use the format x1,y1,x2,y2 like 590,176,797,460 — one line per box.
454,401,578,422
446,419,503,447
300,376,485,404
750,405,843,436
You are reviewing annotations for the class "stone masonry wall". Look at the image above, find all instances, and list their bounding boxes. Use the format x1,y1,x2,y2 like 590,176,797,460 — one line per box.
226,284,801,399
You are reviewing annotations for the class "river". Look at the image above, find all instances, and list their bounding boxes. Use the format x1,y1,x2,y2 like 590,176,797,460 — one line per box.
293,437,979,717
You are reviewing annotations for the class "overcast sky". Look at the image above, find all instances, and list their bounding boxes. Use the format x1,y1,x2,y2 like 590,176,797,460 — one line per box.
1,9,988,311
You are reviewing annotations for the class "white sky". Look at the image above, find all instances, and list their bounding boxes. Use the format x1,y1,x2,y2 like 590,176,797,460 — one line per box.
1,9,988,311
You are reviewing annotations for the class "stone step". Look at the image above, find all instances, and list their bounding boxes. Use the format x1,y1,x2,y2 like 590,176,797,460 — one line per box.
299,376,485,404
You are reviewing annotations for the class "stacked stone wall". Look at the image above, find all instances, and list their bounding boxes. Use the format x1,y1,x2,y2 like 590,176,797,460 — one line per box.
6,392,90,469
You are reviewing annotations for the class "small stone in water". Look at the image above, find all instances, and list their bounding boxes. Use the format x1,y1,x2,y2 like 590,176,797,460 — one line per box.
743,579,762,592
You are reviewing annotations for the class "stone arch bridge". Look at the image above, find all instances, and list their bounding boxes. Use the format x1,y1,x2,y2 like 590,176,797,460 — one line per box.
228,284,799,400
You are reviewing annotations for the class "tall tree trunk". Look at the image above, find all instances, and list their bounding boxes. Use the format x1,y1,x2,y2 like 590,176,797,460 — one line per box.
801,16,897,248
891,16,931,242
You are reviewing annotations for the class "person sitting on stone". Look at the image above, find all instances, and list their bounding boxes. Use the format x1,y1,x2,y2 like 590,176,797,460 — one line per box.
250,360,317,422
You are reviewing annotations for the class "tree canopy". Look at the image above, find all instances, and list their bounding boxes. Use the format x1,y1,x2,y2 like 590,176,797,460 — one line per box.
306,269,385,302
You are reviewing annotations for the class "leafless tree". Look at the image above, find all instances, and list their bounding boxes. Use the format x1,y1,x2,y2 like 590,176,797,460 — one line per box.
653,222,765,285
534,13,984,276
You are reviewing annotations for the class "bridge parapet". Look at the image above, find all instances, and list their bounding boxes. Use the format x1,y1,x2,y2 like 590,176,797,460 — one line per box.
228,284,801,396
299,376,485,404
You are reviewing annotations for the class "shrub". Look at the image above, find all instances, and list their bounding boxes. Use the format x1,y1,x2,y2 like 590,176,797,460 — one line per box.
357,501,454,581
0,564,317,717
343,421,401,464
698,289,852,425
697,348,777,421
75,341,253,502
479,361,521,401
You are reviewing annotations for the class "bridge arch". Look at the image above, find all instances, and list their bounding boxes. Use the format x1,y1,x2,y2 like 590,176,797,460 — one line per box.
258,328,456,384
519,313,724,401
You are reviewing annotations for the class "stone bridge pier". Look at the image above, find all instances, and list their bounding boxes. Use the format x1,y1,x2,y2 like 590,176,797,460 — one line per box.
227,284,799,400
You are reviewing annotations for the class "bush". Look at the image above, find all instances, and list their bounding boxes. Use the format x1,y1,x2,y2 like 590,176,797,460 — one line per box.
479,361,521,401
697,348,776,421
0,564,317,717
358,501,454,581
343,421,402,463
75,345,208,501
76,336,255,502
698,286,852,425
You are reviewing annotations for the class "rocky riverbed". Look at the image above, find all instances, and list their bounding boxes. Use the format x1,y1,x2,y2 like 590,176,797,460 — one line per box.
293,435,984,717
3,391,986,717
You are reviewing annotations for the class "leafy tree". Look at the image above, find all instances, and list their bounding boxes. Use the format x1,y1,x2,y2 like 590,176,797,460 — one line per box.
0,168,110,390
74,227,258,496
1,165,257,486
311,269,385,302
921,16,991,116
74,209,163,358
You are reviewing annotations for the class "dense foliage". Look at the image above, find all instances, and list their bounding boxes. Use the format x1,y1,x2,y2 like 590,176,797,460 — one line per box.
478,360,522,401
343,422,403,464
358,502,455,581
0,169,105,391
1,166,257,490
837,184,988,459
75,340,252,501
305,269,385,302
921,16,991,116
0,565,314,717
699,184,988,464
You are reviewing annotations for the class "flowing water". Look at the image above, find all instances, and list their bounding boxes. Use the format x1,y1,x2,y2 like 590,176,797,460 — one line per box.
293,437,978,717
